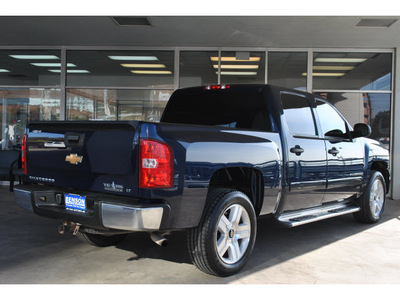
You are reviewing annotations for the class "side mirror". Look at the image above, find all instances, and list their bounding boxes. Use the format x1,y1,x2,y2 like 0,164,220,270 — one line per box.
353,123,371,138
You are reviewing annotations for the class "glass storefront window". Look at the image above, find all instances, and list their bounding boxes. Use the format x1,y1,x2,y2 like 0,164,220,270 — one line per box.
312,52,392,91
0,48,393,154
66,88,173,122
179,51,218,88
0,88,60,149
315,92,391,150
268,52,307,90
220,51,265,84
66,50,175,88
0,50,61,86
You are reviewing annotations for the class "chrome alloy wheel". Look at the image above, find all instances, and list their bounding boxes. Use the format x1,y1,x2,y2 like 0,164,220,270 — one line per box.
369,178,385,219
216,204,251,264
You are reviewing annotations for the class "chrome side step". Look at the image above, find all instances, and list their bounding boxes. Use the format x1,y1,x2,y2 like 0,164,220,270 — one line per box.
277,202,360,227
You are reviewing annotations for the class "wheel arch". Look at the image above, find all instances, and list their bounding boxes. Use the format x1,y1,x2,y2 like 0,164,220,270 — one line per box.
208,167,264,216
370,161,390,193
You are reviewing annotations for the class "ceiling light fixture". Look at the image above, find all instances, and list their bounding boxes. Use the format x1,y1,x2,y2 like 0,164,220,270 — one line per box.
0,69,10,72
314,58,367,63
302,72,346,77
10,55,59,60
213,64,259,69
48,69,90,73
131,70,172,75
217,71,258,76
313,66,355,71
210,57,261,62
31,63,76,67
108,56,159,61
121,64,166,68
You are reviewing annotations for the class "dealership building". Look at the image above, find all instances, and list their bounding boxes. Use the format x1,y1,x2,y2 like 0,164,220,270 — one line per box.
1,16,399,198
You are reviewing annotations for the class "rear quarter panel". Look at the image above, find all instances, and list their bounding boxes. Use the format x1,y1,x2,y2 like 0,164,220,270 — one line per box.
140,122,282,228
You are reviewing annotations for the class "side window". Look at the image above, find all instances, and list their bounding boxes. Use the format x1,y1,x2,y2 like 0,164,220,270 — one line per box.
315,99,347,137
281,93,317,136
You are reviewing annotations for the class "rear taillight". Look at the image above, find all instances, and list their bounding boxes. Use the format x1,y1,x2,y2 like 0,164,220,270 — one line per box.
22,134,27,174
139,139,174,189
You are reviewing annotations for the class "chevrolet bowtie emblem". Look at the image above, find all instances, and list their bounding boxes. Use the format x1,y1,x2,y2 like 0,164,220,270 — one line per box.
65,153,83,165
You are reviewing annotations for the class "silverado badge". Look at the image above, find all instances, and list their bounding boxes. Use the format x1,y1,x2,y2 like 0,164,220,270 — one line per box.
65,153,83,165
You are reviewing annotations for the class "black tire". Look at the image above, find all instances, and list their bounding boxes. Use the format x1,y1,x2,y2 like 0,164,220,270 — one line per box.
188,188,257,277
353,170,386,224
76,232,127,247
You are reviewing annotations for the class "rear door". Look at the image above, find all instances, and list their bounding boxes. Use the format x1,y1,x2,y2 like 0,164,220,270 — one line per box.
281,92,327,211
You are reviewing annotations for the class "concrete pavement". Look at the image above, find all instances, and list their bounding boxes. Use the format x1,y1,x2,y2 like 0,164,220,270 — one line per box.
1,187,400,284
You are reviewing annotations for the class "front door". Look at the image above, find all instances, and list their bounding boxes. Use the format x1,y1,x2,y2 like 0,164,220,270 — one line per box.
314,99,365,202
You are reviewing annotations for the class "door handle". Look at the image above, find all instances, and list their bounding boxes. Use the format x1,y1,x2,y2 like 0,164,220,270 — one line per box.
290,145,304,156
328,147,340,156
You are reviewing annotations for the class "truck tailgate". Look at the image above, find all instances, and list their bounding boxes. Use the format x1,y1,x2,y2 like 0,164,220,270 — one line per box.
26,121,139,196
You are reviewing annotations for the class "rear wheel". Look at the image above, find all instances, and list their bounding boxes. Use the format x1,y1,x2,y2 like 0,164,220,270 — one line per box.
76,232,127,247
188,189,257,277
353,170,386,224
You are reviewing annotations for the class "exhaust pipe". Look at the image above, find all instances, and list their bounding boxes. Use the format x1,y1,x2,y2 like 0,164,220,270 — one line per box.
150,232,169,247
58,221,68,234
58,221,81,235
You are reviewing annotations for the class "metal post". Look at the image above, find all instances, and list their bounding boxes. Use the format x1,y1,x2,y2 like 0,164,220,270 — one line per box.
265,50,268,84
217,49,221,85
174,47,180,90
307,49,313,93
391,48,400,200
1,98,7,150
60,47,67,120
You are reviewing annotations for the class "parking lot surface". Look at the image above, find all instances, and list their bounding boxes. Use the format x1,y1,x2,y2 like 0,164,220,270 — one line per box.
1,187,400,284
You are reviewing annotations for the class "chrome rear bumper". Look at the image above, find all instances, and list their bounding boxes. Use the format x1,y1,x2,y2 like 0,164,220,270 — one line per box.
14,188,34,211
14,187,166,232
102,203,164,231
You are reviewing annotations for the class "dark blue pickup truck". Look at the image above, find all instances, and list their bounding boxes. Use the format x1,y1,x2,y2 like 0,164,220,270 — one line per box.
15,84,390,277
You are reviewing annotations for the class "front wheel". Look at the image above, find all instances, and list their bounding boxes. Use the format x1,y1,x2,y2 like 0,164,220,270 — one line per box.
188,189,257,277
353,170,386,224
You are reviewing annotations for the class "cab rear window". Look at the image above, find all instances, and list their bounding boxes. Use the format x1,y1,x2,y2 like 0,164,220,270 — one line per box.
161,90,272,131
